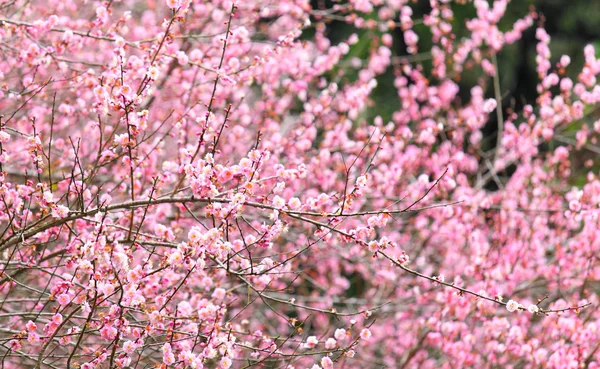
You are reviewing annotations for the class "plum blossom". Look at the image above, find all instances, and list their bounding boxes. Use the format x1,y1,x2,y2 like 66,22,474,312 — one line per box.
0,1,598,368
304,336,319,349
506,300,520,312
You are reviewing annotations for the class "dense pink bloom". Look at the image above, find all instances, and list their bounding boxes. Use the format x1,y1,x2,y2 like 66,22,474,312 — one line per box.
0,1,599,369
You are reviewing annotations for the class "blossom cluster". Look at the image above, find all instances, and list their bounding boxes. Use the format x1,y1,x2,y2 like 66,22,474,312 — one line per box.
0,0,599,368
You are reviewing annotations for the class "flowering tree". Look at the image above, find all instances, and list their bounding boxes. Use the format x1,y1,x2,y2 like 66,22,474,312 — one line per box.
1,0,600,367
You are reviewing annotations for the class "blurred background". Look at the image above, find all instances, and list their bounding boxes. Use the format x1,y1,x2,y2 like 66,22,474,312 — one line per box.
306,0,600,186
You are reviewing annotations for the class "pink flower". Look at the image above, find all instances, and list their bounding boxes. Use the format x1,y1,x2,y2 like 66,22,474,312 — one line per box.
304,336,319,349
51,313,63,325
118,84,133,98
57,293,71,306
123,340,137,354
220,356,232,369
26,321,37,332
189,227,202,243
272,195,285,208
166,0,181,9
321,357,333,369
367,241,379,253
397,252,410,266
360,328,372,340
177,51,189,66
100,325,118,340
325,338,337,349
404,30,419,46
569,200,582,212
288,197,301,210
162,343,175,365
212,287,226,300
27,332,41,344
560,78,573,91
9,340,21,351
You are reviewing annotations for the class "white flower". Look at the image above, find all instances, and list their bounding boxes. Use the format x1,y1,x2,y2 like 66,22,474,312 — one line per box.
506,299,520,312
147,66,159,80
232,192,246,204
272,195,285,208
334,328,346,340
43,191,54,203
0,131,10,143
114,133,129,147
355,175,367,187
114,37,125,48
527,304,540,314
177,51,189,66
483,98,497,113
288,197,301,210
325,338,336,349
51,205,69,219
